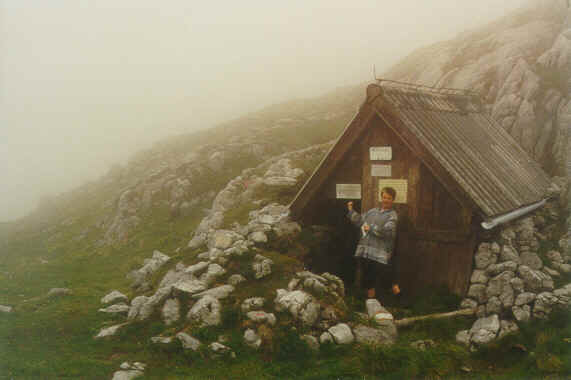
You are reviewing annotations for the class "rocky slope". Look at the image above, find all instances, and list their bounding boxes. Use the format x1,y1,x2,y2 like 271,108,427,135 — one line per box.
386,0,571,176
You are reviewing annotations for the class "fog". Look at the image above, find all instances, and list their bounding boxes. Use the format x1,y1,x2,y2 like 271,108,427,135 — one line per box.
0,0,526,222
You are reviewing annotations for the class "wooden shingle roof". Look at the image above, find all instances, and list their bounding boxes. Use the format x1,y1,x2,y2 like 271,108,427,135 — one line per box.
290,81,552,220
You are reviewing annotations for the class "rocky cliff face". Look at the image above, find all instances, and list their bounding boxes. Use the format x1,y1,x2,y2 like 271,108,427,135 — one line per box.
385,0,571,176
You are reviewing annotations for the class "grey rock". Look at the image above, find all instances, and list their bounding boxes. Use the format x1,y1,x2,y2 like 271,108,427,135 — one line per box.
184,261,209,275
366,299,387,318
274,289,320,326
150,336,174,344
515,292,536,306
137,286,173,321
468,284,487,303
273,221,302,238
0,305,13,313
127,296,149,320
533,291,559,318
173,279,207,296
328,323,354,345
486,261,518,276
192,285,235,300
187,295,221,327
99,303,130,315
228,274,247,286
209,230,241,250
460,298,478,309
486,297,502,315
470,270,489,284
520,251,543,270
209,342,233,357
199,263,226,286
543,266,560,277
244,329,262,349
48,288,72,297
320,331,334,344
127,250,170,289
249,231,268,244
353,324,396,346
469,314,500,346
410,339,437,351
512,305,531,322
176,332,201,351
456,330,470,346
303,277,328,295
518,265,552,292
241,297,265,313
474,243,498,269
94,323,127,339
500,245,521,264
300,301,321,326
246,311,277,326
301,334,320,350
112,369,144,380
252,254,273,279
101,290,128,305
546,250,564,264
498,320,519,339
162,298,180,326
510,278,525,293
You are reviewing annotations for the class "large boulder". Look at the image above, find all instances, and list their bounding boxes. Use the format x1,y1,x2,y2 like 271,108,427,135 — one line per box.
353,324,396,346
101,290,128,305
274,289,321,326
469,315,500,346
328,323,354,345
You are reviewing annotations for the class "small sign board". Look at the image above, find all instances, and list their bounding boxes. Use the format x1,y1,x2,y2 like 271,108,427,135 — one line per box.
336,184,361,199
371,164,391,177
378,179,408,204
370,146,392,161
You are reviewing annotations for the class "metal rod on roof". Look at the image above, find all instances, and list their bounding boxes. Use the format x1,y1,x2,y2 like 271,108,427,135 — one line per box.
375,78,480,98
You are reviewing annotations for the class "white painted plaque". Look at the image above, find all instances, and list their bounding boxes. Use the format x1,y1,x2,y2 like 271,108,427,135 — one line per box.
378,179,408,204
336,184,361,199
370,146,392,161
371,165,391,177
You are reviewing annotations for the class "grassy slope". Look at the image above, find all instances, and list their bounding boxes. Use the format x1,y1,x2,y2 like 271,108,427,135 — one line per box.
1,84,570,379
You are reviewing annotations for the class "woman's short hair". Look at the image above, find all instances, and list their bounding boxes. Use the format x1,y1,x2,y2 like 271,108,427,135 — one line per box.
381,186,397,200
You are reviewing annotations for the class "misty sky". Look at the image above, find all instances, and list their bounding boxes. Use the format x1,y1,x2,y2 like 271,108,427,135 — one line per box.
1,0,526,222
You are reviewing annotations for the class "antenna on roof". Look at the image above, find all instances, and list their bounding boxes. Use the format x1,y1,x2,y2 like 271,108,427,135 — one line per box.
373,64,377,81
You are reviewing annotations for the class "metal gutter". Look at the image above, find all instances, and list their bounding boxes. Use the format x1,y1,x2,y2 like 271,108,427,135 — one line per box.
480,198,548,230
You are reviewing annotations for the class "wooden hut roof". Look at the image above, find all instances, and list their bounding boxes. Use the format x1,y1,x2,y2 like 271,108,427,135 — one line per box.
290,80,552,220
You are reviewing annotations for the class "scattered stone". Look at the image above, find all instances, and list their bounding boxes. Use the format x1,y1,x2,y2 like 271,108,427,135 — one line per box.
249,231,268,244
474,243,498,269
468,284,487,304
520,251,543,270
151,336,174,344
328,323,354,345
253,254,273,279
209,230,241,250
246,311,277,326
543,266,560,277
127,250,170,289
162,298,180,326
176,332,201,351
244,329,262,349
241,297,265,313
274,289,320,326
192,285,235,300
486,261,518,276
486,297,502,315
460,298,478,309
470,270,489,284
111,362,145,380
353,324,396,346
101,290,128,305
512,305,531,322
456,330,470,346
209,342,234,358
410,339,436,350
365,299,385,318
515,292,536,306
184,261,209,275
469,315,500,346
47,288,72,297
499,320,519,339
500,245,521,264
199,264,227,285
228,274,247,286
137,286,173,321
94,323,127,339
127,296,148,320
301,334,320,350
319,331,334,344
99,303,130,315
173,279,208,297
0,305,13,313
187,295,221,327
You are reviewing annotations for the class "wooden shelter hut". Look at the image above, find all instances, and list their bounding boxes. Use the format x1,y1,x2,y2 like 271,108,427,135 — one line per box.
289,80,553,296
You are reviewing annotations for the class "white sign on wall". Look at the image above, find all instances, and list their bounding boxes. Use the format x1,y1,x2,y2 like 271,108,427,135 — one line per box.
371,165,391,177
336,184,362,199
370,146,392,161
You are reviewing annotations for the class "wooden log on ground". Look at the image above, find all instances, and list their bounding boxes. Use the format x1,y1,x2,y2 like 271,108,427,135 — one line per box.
395,308,477,327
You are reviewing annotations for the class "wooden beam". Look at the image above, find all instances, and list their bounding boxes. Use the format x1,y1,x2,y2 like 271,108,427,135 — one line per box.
395,308,476,327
